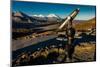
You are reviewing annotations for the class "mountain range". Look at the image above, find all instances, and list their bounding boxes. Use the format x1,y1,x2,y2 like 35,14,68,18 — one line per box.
12,11,62,24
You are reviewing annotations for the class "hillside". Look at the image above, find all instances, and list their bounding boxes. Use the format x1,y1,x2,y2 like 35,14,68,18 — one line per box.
74,17,96,30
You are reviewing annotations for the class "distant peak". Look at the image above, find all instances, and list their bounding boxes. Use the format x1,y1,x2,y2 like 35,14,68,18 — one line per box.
33,14,45,17
38,14,45,17
14,11,29,18
47,14,58,18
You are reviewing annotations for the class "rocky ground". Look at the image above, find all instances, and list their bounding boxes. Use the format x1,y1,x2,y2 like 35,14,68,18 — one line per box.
12,42,96,66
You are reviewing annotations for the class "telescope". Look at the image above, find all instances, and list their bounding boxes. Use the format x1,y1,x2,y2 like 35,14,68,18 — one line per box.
58,8,80,31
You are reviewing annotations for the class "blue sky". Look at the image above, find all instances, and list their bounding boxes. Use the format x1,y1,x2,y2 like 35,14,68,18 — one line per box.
12,1,96,20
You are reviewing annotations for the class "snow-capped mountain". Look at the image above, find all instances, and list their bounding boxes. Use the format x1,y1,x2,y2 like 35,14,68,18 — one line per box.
38,14,45,17
47,14,62,22
33,14,45,17
47,14,60,18
33,14,47,21
33,14,62,22
12,11,62,24
33,15,38,17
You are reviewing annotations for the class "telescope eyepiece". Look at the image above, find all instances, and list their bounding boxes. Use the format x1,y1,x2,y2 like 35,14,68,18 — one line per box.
76,8,80,12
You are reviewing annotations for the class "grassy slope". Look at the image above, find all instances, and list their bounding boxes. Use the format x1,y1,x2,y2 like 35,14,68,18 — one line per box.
74,18,96,30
